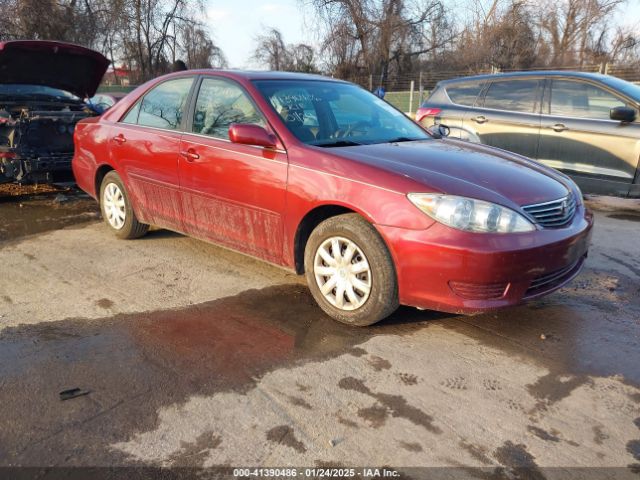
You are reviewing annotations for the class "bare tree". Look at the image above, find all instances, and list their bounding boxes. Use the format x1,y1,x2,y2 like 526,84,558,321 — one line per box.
0,0,227,83
309,0,457,85
253,28,289,70
534,0,625,65
181,24,227,69
451,0,538,71
252,28,318,72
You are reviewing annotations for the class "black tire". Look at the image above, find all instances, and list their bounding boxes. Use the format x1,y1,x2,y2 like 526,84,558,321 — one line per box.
304,213,398,326
99,171,149,240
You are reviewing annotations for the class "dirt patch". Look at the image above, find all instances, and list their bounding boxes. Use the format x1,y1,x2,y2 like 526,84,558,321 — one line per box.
96,298,115,309
397,373,418,386
494,441,545,480
367,355,391,371
266,425,306,454
357,404,388,428
459,440,493,466
0,182,66,198
527,425,560,442
592,426,609,445
399,441,422,452
338,377,441,434
167,431,222,467
526,373,592,410
287,395,312,410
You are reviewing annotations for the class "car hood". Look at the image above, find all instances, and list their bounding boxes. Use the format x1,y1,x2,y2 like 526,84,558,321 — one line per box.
331,139,570,207
0,41,110,98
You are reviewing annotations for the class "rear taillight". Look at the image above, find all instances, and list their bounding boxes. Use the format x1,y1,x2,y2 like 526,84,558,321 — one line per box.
0,152,16,159
415,107,441,123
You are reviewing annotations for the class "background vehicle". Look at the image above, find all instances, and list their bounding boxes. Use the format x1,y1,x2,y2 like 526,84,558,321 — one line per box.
88,92,126,114
0,40,109,183
73,71,592,326
417,71,640,198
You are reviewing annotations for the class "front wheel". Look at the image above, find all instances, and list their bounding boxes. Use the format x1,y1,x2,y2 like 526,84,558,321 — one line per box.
99,171,149,239
304,213,398,326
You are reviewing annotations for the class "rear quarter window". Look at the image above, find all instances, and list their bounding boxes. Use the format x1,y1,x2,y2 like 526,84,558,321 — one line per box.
445,82,483,106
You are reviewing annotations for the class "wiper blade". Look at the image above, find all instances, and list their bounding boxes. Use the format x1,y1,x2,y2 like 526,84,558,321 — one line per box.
313,139,363,148
385,137,420,143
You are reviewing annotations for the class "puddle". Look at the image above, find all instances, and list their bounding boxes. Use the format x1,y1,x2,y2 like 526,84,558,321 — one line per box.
0,193,100,242
0,284,439,465
0,268,638,465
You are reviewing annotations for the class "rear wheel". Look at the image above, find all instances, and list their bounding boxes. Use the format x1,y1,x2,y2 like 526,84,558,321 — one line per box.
99,171,149,239
304,213,398,326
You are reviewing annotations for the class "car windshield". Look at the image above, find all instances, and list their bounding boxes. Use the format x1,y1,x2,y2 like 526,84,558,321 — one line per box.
253,80,430,147
0,84,81,101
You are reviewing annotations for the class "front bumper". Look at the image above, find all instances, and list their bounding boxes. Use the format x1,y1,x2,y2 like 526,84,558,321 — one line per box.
376,205,594,314
0,153,73,183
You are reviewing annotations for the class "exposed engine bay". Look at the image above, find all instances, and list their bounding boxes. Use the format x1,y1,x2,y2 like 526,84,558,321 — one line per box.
0,100,95,183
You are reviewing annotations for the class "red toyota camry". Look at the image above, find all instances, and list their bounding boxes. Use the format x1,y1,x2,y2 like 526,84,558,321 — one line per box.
72,70,593,326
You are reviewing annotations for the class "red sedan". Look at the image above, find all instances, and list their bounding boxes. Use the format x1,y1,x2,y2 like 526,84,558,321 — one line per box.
72,70,593,326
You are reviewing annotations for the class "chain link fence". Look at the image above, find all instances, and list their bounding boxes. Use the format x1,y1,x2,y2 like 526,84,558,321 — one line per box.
99,63,640,115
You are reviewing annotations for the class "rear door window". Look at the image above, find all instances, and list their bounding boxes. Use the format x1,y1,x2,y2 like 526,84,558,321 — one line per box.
550,80,627,120
483,79,540,113
122,77,194,130
445,82,483,106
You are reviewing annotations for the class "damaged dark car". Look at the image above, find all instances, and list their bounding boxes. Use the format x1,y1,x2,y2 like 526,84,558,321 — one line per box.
0,40,109,183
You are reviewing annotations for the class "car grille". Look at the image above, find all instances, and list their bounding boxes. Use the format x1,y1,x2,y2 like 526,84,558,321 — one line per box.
525,256,584,297
449,281,509,300
522,194,576,228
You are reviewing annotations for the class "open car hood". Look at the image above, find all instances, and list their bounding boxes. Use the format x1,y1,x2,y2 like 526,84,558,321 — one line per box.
0,41,110,98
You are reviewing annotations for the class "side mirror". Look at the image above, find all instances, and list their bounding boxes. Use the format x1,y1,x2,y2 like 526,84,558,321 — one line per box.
229,124,278,149
428,123,450,139
610,106,636,123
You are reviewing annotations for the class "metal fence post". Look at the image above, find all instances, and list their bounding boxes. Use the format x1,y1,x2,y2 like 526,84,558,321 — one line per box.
409,80,415,115
418,71,423,104
369,74,373,91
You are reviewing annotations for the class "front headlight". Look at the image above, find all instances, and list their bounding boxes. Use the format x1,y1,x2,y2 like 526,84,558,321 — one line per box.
408,193,535,233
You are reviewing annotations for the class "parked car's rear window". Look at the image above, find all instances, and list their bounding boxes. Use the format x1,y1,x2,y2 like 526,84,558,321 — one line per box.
445,82,483,106
483,79,539,113
550,80,627,120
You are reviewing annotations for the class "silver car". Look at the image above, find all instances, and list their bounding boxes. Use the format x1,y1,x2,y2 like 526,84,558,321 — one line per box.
417,71,640,198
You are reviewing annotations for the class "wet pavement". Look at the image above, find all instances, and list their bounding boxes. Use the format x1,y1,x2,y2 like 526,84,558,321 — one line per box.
0,190,99,242
0,194,639,475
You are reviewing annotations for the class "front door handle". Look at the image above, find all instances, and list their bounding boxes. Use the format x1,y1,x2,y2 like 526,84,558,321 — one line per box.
472,115,488,124
550,123,568,132
180,148,200,162
112,134,126,144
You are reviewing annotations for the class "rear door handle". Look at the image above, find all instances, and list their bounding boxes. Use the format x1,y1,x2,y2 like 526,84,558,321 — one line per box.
550,123,568,132
180,148,200,162
472,115,488,124
112,134,126,144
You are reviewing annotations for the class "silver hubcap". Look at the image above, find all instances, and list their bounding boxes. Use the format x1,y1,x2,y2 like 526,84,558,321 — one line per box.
103,182,126,230
313,236,372,311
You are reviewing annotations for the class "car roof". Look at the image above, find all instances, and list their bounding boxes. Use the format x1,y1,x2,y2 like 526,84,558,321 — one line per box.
438,70,612,85
176,69,348,83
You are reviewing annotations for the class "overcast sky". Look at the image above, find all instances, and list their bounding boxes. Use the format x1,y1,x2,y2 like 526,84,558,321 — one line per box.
204,0,640,69
204,0,317,69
